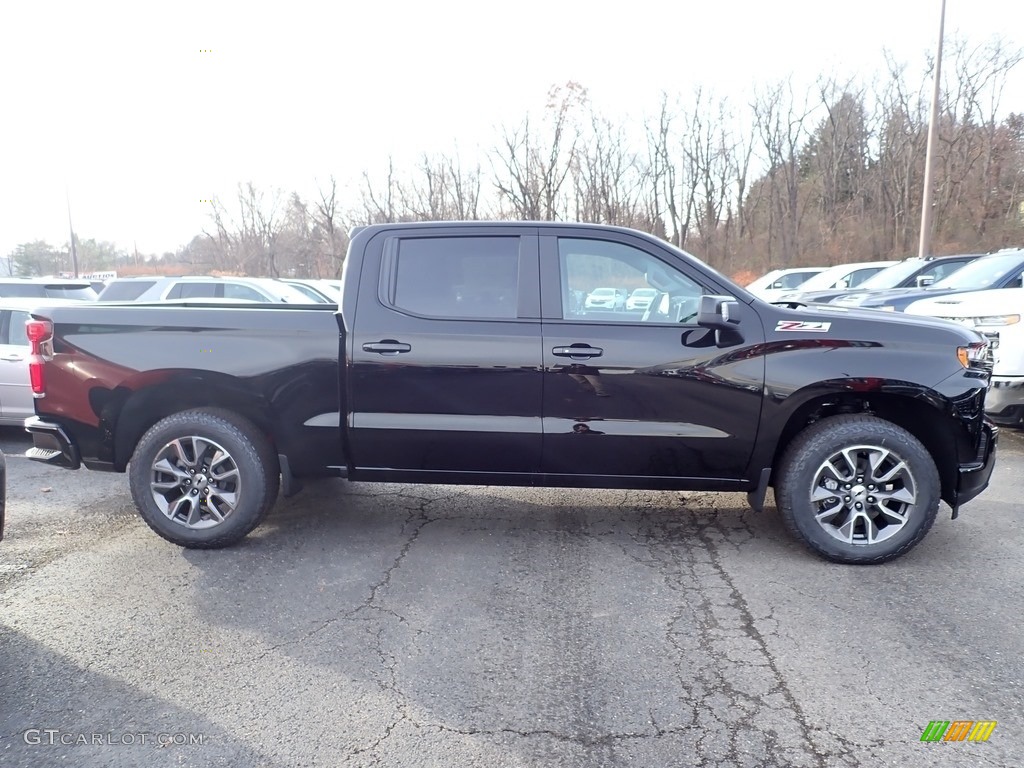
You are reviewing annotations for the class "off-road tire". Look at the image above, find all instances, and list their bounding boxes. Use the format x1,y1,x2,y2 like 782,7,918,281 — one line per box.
128,409,279,548
775,415,940,564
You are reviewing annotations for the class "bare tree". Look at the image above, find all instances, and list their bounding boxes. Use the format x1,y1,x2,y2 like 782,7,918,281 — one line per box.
491,82,587,220
571,107,650,228
313,176,348,277
206,182,284,276
751,80,815,266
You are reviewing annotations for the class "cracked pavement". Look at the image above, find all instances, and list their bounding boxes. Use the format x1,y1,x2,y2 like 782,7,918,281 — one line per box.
1,427,1022,767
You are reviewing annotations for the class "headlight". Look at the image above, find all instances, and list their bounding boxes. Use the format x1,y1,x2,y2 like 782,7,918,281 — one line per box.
974,314,1020,327
957,340,990,369
877,306,897,312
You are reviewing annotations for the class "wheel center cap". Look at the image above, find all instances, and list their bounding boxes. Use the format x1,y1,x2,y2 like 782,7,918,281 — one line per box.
851,484,867,501
193,474,209,491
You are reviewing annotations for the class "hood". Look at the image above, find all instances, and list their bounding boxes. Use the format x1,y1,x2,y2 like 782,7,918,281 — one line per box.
770,301,985,342
780,288,849,303
831,286,950,305
906,288,1024,317
836,286,961,308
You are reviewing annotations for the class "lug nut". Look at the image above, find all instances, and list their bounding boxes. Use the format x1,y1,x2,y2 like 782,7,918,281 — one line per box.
868,496,875,503
855,502,862,510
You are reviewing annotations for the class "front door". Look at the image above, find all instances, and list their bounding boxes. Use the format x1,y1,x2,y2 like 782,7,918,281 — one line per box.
539,233,765,483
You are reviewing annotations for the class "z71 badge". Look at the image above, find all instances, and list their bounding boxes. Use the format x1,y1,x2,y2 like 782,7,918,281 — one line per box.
775,320,832,332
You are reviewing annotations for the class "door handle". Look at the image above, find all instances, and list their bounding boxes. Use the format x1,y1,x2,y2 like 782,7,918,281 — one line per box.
552,345,603,360
362,340,412,355
0,355,23,362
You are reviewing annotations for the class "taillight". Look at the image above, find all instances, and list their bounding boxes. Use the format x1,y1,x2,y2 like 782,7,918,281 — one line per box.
26,319,52,398
26,320,52,346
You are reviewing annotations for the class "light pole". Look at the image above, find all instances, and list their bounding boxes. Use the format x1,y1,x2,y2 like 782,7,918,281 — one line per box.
918,0,947,259
66,189,80,278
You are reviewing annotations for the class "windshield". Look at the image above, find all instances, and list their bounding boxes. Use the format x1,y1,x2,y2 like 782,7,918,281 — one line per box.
286,282,331,302
931,252,1024,290
631,288,658,297
256,281,320,303
795,265,863,291
857,261,922,289
592,288,615,296
99,281,156,300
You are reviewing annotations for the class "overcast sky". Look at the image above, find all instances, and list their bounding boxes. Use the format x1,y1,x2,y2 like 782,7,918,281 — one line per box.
2,0,1022,259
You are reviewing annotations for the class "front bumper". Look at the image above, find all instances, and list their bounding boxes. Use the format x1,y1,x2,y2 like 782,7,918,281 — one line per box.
25,417,81,470
953,419,998,515
985,376,1024,417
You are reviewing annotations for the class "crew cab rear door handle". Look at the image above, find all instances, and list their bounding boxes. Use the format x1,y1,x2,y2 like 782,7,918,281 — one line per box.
552,345,603,360
362,340,412,355
0,354,23,362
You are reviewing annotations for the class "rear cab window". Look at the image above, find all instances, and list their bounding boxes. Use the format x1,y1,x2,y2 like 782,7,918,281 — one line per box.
390,236,521,319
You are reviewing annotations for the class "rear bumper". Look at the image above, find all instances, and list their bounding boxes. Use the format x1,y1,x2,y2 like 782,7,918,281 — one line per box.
953,419,998,514
25,417,81,470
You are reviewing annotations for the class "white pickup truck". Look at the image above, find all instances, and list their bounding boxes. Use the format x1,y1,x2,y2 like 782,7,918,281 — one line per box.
906,288,1024,426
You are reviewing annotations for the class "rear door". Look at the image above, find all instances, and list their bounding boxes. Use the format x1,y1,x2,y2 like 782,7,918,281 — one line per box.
539,231,766,483
0,309,33,423
348,226,543,479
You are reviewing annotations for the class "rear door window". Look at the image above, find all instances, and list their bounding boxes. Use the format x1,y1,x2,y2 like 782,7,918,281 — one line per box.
4,311,30,346
223,283,267,301
0,284,46,298
175,283,220,299
391,236,521,319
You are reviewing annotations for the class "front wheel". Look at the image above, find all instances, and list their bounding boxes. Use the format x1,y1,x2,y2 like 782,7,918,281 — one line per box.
775,415,940,564
128,409,280,548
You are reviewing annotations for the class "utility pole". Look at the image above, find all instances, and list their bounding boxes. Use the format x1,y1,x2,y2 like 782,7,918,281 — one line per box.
66,189,80,278
918,0,947,259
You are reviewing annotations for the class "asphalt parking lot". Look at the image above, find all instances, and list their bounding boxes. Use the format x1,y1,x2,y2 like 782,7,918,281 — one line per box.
1,426,1021,768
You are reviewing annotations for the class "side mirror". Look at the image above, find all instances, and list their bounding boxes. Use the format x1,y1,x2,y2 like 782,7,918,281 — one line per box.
771,280,784,289
696,295,741,329
916,275,935,287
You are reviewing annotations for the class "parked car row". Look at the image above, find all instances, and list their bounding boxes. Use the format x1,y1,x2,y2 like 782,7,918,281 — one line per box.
0,275,343,304
0,276,340,427
746,248,1024,424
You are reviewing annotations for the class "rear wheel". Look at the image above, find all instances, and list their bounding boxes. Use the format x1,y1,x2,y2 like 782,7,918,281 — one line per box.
775,415,940,564
128,409,279,548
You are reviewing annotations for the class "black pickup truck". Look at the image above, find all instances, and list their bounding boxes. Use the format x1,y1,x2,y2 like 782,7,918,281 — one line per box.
23,222,997,563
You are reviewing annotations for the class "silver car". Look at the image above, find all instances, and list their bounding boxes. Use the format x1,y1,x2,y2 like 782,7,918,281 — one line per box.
97,276,314,303
0,299,78,426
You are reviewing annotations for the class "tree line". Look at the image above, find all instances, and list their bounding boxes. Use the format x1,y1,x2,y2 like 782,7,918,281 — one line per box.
9,37,1023,283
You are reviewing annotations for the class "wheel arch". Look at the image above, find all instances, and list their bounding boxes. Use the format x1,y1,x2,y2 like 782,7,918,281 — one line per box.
767,390,958,505
112,374,276,471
